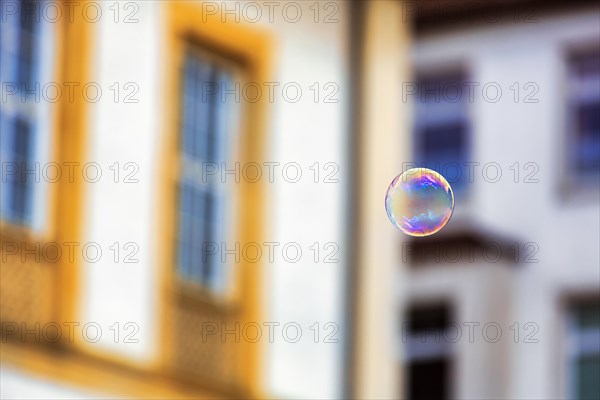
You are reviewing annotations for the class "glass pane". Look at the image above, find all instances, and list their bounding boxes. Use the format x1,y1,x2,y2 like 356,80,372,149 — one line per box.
409,358,449,400
17,0,38,87
177,51,237,290
576,302,600,329
181,57,196,157
569,49,600,179
194,60,214,162
407,303,450,333
577,355,600,400
177,183,193,279
190,187,207,282
574,101,600,174
11,117,31,223
414,70,470,192
417,122,468,189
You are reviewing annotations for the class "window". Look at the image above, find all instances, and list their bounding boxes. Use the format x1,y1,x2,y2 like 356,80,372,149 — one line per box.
414,70,471,191
566,300,600,400
0,0,54,228
566,48,600,181
176,50,239,291
404,303,453,400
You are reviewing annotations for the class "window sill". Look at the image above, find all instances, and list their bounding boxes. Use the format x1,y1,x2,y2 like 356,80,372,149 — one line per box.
557,179,600,206
0,220,50,246
171,279,238,314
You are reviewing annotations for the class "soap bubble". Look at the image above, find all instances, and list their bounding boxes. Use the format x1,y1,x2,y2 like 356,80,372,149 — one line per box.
385,168,454,237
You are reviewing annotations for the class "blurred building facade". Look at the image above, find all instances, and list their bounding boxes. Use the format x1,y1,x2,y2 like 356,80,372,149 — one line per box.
1,0,349,398
351,1,600,399
402,2,600,399
1,1,599,400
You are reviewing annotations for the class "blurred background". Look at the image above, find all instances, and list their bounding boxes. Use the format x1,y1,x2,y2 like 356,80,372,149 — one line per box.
0,0,599,399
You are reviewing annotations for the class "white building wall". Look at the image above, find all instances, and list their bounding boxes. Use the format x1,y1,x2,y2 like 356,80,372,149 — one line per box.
255,2,349,398
75,1,349,399
0,366,112,399
80,0,161,363
409,8,600,400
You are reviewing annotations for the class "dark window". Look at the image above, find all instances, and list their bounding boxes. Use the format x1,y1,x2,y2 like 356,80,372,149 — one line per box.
567,299,600,400
409,359,449,400
414,70,470,191
407,303,449,332
567,49,600,178
405,303,452,400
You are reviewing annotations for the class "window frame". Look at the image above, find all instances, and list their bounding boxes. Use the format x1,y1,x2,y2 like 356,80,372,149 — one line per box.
160,2,272,392
160,0,272,305
0,0,94,348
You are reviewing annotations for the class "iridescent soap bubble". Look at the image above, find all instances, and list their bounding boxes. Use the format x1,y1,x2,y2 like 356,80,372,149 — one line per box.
385,168,454,237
